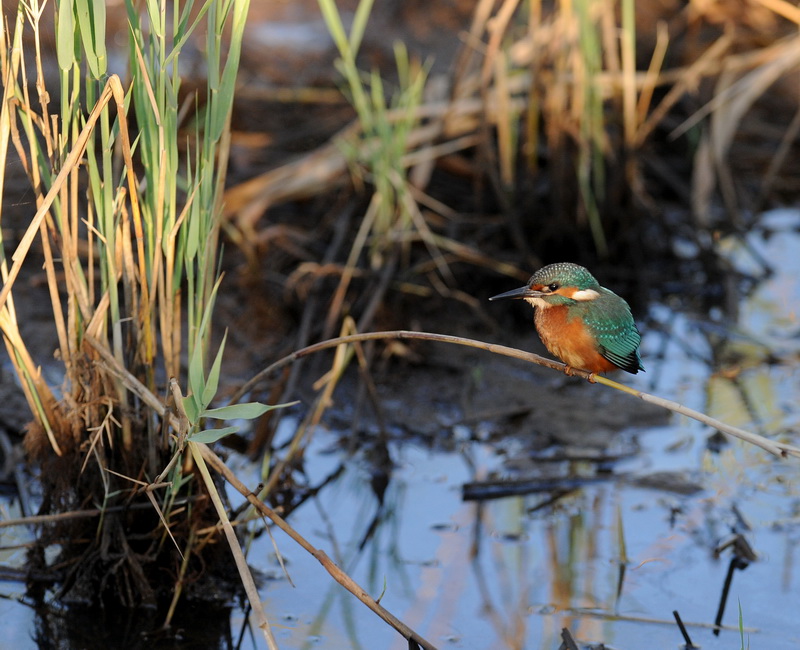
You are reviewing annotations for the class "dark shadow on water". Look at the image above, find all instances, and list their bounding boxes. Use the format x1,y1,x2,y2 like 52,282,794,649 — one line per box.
33,599,237,650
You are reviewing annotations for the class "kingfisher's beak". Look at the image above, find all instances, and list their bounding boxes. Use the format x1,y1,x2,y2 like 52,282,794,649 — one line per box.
489,285,541,301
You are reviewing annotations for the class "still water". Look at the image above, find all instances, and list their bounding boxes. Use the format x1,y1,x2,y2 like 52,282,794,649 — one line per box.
2,209,799,648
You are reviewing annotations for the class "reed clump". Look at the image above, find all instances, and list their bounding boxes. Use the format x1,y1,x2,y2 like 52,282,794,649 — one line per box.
0,0,265,620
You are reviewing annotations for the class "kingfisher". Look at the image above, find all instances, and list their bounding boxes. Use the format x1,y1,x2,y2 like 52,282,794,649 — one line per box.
490,262,644,375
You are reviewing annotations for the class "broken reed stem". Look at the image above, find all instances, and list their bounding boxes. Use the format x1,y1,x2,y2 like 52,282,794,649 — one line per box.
197,444,439,650
233,330,800,460
590,374,798,458
188,441,277,649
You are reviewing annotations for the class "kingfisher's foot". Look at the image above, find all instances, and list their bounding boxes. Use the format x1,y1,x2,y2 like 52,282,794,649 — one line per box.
563,365,596,382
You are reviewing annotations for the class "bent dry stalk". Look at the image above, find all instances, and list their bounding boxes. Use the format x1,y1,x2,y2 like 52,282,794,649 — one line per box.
234,330,800,460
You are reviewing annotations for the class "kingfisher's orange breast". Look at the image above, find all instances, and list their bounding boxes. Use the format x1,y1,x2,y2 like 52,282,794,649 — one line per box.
533,305,618,373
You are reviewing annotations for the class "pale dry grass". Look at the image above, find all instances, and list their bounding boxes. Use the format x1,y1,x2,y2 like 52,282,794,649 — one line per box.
226,0,800,252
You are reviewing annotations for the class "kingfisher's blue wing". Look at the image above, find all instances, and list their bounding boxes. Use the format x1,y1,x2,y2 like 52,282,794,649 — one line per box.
581,291,644,374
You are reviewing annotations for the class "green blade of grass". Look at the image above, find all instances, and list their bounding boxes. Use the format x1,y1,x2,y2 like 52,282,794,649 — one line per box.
56,0,76,71
203,401,297,421
74,0,107,78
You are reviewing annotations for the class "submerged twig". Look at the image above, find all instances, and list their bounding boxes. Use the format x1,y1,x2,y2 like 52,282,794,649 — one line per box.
234,330,800,460
551,605,757,633
0,499,196,529
673,610,697,649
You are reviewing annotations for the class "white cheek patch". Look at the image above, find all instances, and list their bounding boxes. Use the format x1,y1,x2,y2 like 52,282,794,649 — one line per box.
524,296,551,309
570,288,600,301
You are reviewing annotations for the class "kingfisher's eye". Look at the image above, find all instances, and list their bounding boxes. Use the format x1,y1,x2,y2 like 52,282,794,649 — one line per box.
547,283,559,292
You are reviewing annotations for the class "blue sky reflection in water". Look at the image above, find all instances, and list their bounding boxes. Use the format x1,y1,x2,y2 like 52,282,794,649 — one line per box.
2,209,800,649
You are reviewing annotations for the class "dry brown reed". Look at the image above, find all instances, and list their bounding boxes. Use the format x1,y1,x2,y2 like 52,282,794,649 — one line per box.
226,0,800,253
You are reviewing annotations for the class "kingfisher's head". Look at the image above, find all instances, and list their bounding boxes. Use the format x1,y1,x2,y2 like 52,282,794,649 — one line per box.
489,263,601,309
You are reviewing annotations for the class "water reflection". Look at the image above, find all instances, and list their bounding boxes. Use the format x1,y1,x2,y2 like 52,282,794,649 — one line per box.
261,210,800,649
